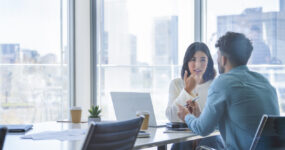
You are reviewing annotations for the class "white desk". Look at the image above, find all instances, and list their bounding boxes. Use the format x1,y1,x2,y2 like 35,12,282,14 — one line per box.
3,122,219,150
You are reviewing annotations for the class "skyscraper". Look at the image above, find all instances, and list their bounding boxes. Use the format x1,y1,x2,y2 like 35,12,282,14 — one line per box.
153,16,178,65
0,44,20,63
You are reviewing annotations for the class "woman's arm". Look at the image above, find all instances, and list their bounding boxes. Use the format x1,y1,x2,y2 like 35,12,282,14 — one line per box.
165,79,194,122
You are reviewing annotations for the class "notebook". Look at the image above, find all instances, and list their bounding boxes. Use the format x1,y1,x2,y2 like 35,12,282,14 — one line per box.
110,92,166,127
166,122,188,128
0,124,33,132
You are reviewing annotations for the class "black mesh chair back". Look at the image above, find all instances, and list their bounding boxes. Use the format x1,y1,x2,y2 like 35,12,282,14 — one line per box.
250,115,285,150
82,117,143,150
0,127,7,150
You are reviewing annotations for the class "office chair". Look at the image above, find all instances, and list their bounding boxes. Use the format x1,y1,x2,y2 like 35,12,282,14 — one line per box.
197,115,285,150
250,115,285,150
0,127,7,150
82,117,144,150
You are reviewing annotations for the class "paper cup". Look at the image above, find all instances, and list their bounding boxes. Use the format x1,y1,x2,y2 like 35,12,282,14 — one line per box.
136,111,150,130
70,107,82,123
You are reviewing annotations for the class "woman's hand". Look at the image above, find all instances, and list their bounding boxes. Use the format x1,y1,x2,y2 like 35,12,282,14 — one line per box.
184,71,202,95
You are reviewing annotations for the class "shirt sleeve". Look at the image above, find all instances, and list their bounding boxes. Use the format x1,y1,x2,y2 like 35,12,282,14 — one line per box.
165,79,194,122
184,80,227,136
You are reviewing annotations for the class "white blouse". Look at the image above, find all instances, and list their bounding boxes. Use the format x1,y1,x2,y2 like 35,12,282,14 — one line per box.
165,78,213,122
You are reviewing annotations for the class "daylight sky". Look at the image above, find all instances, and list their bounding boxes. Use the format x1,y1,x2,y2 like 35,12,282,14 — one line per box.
0,0,279,63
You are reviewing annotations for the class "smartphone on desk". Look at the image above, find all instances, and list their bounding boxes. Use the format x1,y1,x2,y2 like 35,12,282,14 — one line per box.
137,131,150,138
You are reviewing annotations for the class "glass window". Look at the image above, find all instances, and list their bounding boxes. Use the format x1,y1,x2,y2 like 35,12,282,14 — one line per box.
96,0,194,121
0,0,70,123
206,0,285,114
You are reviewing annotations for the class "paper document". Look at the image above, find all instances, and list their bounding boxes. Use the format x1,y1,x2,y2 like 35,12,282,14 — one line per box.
21,129,87,141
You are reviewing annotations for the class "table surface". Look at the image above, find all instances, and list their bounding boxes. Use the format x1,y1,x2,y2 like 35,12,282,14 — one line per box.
3,122,219,150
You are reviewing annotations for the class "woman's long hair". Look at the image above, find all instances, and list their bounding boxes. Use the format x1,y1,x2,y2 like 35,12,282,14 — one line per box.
181,42,216,82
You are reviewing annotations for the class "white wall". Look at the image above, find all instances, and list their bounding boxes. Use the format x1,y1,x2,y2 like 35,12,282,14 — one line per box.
74,0,91,119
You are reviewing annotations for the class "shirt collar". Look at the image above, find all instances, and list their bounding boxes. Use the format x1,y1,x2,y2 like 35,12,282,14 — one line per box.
228,65,249,73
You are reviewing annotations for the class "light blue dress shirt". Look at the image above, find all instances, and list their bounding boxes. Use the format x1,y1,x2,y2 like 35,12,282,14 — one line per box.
185,65,280,150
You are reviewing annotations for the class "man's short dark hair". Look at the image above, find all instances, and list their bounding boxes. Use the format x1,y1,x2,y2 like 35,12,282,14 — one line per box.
215,32,253,66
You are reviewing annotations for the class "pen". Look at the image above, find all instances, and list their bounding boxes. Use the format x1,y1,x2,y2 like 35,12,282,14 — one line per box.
184,96,200,107
192,96,200,102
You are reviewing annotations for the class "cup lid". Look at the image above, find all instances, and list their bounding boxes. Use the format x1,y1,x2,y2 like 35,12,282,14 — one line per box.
71,106,82,110
136,111,149,115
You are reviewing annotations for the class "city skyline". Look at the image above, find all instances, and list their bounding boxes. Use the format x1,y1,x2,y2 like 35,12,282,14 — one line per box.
0,44,63,64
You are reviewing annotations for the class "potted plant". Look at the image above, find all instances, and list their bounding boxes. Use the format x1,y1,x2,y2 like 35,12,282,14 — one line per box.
88,105,102,123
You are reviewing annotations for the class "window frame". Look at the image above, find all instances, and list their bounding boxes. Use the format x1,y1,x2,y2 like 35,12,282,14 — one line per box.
69,0,76,107
90,0,203,105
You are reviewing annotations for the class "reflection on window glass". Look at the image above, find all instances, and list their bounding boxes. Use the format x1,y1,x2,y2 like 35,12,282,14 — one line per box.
97,0,194,121
206,0,285,114
0,0,69,123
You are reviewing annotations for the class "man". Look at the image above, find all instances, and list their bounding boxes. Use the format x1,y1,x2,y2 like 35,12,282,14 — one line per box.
177,32,280,150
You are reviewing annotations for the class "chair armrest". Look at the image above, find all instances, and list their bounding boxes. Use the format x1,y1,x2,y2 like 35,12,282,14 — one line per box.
196,145,217,150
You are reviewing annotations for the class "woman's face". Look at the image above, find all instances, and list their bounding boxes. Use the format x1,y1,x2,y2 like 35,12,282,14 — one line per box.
188,51,208,77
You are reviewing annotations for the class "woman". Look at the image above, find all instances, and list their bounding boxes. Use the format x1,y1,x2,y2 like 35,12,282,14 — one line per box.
166,42,224,150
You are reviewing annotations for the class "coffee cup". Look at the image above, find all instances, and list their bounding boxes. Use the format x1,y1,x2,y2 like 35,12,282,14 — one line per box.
136,111,150,130
70,107,82,123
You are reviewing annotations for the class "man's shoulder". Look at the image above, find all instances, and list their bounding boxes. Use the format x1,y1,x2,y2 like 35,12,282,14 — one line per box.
212,73,234,85
248,70,271,84
210,74,232,91
210,71,246,91
212,70,272,88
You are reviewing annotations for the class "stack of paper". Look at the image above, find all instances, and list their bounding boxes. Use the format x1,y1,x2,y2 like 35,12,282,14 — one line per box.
21,129,86,141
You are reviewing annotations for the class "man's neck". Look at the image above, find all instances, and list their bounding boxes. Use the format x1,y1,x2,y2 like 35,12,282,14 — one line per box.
224,64,233,73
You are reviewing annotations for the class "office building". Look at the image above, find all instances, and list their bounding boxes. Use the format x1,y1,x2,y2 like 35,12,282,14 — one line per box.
0,44,20,63
217,7,285,63
153,16,178,65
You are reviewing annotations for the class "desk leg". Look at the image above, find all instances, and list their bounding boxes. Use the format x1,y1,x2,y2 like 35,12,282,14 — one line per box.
158,145,167,150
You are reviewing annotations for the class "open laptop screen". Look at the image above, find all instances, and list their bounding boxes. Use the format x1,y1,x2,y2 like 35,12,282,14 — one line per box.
110,92,159,127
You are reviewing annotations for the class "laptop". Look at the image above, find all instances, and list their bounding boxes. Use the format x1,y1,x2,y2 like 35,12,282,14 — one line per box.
110,92,165,127
0,124,33,132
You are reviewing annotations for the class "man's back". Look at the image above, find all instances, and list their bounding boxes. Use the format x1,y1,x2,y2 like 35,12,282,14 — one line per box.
214,66,280,149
